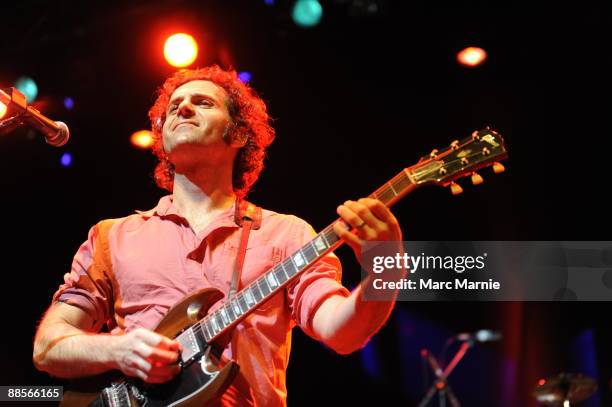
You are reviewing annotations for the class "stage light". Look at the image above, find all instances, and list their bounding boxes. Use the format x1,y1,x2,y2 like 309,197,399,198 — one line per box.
60,152,72,167
457,47,487,68
131,130,155,149
164,33,198,68
0,101,6,119
14,76,38,102
292,0,323,27
238,71,252,83
64,97,74,110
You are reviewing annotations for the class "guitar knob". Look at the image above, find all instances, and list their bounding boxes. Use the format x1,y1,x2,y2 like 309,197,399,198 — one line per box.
493,162,505,174
450,182,463,195
471,172,484,185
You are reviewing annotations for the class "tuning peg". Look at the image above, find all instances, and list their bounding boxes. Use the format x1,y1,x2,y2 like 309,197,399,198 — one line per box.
450,140,459,150
471,172,484,185
430,149,439,159
450,182,463,195
492,162,505,174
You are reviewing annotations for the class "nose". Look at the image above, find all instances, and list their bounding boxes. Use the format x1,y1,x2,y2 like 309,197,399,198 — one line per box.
177,100,195,118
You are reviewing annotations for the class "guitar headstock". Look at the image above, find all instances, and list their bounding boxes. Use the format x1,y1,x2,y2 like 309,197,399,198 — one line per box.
408,128,508,194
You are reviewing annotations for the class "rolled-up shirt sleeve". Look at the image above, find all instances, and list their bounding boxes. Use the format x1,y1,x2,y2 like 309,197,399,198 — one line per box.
285,217,350,340
52,221,114,332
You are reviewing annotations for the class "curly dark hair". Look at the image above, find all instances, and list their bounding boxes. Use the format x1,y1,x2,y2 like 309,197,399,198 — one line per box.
148,66,275,198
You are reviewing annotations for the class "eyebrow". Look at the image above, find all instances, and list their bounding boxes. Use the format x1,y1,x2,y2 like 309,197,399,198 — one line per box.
168,93,218,108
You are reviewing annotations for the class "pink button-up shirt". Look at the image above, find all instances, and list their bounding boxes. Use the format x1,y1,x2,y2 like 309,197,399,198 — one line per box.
53,195,349,406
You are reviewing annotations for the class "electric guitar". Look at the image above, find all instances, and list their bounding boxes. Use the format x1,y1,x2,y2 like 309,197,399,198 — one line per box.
61,128,508,406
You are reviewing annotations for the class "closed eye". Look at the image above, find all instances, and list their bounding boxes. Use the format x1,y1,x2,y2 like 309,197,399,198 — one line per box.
194,97,214,107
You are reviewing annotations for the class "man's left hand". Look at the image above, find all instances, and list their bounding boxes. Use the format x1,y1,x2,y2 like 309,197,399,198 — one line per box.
333,198,402,257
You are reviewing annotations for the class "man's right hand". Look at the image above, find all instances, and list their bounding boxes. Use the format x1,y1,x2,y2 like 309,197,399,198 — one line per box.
111,328,181,383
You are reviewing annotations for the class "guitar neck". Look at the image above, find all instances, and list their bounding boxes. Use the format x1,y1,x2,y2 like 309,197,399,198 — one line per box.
185,168,418,345
175,128,508,357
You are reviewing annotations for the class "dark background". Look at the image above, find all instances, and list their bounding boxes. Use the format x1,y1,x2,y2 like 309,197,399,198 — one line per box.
0,0,610,406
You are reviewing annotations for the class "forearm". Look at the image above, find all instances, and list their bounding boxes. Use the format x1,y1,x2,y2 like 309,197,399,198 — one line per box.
314,273,403,354
33,321,116,378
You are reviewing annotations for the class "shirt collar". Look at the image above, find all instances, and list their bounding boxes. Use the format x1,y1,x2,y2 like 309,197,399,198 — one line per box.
136,195,239,229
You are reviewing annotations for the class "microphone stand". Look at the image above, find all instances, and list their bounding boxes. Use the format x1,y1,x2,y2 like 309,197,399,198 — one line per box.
0,115,25,136
0,87,27,137
417,341,473,407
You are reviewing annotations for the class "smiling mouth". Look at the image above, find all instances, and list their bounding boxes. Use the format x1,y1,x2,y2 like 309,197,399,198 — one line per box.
175,122,197,129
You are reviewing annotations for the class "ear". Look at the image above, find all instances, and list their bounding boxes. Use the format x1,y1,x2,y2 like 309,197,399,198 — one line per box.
230,132,248,148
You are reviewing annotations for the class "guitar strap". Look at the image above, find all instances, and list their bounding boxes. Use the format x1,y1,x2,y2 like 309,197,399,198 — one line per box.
229,199,262,299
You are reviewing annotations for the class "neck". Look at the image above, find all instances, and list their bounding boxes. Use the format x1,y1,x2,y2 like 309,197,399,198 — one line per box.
172,168,236,219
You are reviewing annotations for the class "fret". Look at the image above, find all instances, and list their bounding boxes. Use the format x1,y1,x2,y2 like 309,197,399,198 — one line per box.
244,288,255,307
391,172,411,192
323,227,339,246
215,314,225,330
376,187,395,204
387,180,398,195
266,271,279,289
399,169,415,189
274,266,288,284
292,251,306,269
258,277,271,296
192,323,207,346
312,235,328,254
302,241,318,262
232,299,242,318
220,307,230,326
282,258,297,277
238,295,248,313
225,302,237,321
251,280,264,302
279,262,289,280
210,316,219,333
320,230,331,248
203,319,213,340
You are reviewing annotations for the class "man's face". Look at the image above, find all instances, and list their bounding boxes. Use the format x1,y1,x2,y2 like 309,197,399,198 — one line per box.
162,80,234,156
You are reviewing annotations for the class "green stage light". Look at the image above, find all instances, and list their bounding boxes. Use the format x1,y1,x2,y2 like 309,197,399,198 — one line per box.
14,76,38,103
292,0,323,28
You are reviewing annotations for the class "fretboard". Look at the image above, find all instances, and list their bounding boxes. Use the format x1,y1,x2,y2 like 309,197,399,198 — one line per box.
177,167,417,348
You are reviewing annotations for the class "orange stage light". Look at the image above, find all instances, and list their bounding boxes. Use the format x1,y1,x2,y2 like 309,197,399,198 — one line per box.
0,101,7,119
457,47,487,68
164,33,198,68
130,130,155,149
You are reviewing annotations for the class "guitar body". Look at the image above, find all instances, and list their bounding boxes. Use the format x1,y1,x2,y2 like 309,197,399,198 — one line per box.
61,288,239,407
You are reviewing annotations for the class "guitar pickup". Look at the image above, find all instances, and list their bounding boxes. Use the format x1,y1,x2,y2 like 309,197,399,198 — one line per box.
178,329,201,363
